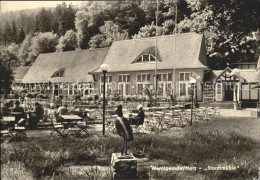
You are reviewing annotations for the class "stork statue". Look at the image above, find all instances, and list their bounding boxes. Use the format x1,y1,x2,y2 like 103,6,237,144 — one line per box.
115,105,134,156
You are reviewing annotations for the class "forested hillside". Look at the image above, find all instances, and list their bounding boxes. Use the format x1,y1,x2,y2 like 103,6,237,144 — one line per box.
0,0,259,70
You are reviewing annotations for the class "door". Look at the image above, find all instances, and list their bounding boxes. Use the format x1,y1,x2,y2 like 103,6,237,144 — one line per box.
215,83,224,101
54,85,59,96
159,82,172,97
118,83,130,96
225,83,233,101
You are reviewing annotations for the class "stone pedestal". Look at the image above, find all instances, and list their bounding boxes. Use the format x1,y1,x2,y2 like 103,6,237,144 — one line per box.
111,153,137,180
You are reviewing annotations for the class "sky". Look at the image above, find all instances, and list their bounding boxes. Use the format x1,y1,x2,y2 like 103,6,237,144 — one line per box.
0,1,82,13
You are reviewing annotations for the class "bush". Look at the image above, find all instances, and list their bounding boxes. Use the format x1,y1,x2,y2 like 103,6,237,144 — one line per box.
1,161,34,180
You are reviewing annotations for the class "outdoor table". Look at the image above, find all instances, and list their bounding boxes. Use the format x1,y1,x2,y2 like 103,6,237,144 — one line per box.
1,116,15,124
11,112,23,115
106,109,116,115
174,105,185,109
61,115,83,127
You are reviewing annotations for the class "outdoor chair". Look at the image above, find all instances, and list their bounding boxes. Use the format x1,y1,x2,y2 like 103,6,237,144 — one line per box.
68,126,82,137
9,125,27,141
163,113,177,129
50,123,66,138
105,114,116,133
0,130,13,141
76,121,89,136
129,118,145,133
214,107,220,117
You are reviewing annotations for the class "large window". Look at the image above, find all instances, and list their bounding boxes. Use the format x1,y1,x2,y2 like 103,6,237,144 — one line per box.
179,72,193,97
241,83,259,100
118,74,131,96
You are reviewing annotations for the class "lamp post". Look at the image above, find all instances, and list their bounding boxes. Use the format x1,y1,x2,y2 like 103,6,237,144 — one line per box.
100,64,109,136
190,77,196,126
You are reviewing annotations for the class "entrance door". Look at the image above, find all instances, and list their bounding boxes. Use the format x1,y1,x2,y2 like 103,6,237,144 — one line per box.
54,85,59,96
224,83,233,101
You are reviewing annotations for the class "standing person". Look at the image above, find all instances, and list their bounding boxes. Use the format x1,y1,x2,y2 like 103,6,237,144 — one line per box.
12,100,27,127
115,105,133,155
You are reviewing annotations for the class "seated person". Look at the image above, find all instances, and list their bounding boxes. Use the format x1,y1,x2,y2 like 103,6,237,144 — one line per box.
129,105,145,126
28,102,44,129
2,102,11,116
56,104,70,123
12,100,27,127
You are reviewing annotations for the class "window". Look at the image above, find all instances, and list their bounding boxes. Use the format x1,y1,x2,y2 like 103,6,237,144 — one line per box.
134,54,157,63
100,75,112,83
119,74,130,83
157,73,172,82
179,72,193,97
241,83,259,100
136,74,151,82
137,75,141,82
51,68,65,78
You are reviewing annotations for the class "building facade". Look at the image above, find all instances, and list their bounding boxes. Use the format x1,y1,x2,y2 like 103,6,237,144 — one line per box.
91,33,208,101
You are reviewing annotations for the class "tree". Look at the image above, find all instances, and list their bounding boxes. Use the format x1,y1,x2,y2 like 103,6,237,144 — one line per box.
177,0,259,69
0,46,20,96
53,3,76,36
12,21,18,44
18,27,26,44
29,32,58,63
19,34,33,65
56,30,77,51
33,15,40,33
89,21,128,48
33,8,53,33
4,22,12,46
111,2,146,36
75,2,107,49
133,22,164,39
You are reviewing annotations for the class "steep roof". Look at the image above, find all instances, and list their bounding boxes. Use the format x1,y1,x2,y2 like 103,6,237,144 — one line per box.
22,48,109,83
91,32,208,73
14,66,30,83
206,69,258,83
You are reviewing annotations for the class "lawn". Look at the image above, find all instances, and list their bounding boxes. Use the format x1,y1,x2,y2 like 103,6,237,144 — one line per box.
1,117,260,180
